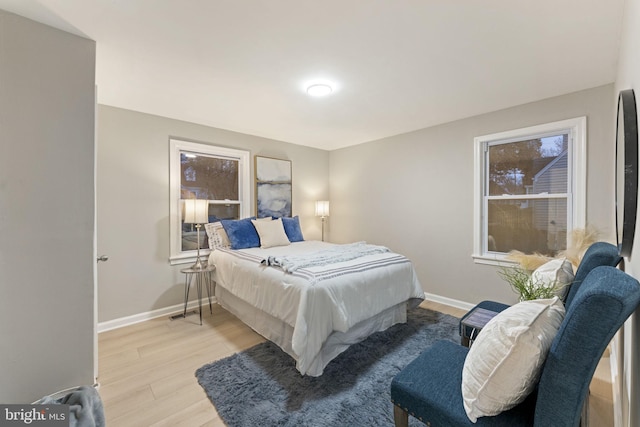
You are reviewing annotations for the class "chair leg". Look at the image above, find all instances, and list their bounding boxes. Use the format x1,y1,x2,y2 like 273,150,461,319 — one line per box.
393,404,409,427
580,392,589,427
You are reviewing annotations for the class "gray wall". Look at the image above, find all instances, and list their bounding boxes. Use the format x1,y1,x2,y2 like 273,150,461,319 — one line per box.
96,105,329,322
330,84,615,306
0,11,96,402
614,0,640,424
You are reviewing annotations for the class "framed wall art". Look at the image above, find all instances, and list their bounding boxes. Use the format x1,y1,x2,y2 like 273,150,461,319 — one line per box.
255,156,292,218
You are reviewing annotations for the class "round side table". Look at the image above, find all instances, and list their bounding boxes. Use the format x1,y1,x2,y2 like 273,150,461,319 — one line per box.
180,264,216,325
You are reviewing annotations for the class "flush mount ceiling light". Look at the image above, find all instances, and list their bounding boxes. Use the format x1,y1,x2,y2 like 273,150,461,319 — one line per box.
307,84,333,97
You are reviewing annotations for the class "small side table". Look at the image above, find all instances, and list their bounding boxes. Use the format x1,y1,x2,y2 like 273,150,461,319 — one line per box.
460,307,499,347
180,264,216,325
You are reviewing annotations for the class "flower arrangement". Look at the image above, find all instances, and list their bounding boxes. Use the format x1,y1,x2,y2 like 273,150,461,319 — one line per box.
498,265,565,301
498,226,600,301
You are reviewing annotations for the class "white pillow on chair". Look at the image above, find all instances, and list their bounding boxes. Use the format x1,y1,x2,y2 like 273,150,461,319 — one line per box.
461,297,565,422
530,258,574,300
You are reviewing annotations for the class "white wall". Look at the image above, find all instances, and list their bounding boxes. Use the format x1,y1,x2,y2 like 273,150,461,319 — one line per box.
0,11,96,402
330,84,615,307
613,0,640,425
96,105,329,322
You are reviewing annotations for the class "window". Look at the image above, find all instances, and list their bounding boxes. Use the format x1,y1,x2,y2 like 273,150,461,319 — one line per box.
473,117,586,265
169,138,250,265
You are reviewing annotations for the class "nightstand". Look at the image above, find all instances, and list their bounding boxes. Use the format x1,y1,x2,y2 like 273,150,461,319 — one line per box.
179,264,216,325
460,307,499,347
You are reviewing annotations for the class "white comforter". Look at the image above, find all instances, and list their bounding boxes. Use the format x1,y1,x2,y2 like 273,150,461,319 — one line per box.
209,241,424,375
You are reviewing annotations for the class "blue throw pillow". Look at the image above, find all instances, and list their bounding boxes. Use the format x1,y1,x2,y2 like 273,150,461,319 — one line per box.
281,216,304,242
221,217,260,249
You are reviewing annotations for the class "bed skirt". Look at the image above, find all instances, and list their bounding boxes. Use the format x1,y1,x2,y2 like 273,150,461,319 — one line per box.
215,285,408,376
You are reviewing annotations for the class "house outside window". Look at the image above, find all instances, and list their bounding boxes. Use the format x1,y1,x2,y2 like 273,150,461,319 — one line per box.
473,117,586,265
169,138,250,265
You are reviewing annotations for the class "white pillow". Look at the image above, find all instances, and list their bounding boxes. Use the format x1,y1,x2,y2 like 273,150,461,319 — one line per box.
204,222,230,250
251,218,290,249
530,258,574,299
462,297,565,422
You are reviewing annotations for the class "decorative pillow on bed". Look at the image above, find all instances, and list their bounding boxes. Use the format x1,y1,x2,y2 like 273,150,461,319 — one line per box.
251,218,291,248
221,217,261,250
281,216,304,242
461,297,565,422
204,222,230,250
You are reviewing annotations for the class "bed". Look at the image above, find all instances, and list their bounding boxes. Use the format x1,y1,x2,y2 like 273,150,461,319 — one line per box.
207,234,425,376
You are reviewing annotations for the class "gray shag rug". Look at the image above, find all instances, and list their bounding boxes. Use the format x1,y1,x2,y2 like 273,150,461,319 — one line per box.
195,308,459,427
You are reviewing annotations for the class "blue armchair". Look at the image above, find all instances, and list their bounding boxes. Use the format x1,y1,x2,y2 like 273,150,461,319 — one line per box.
391,266,640,426
459,242,621,346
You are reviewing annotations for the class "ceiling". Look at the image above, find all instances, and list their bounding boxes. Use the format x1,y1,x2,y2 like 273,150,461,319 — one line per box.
0,1,625,150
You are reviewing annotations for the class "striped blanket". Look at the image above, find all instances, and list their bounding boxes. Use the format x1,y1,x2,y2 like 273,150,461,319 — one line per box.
260,241,390,272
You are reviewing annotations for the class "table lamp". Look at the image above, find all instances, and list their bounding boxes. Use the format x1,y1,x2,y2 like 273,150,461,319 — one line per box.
184,199,209,269
315,200,330,242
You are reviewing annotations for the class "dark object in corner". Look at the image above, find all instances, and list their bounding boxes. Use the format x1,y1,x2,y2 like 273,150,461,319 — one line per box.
615,88,639,258
37,386,104,427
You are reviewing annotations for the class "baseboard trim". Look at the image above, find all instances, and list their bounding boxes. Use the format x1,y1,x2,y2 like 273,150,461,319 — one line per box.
424,292,475,312
97,299,215,333
610,330,623,427
99,293,472,333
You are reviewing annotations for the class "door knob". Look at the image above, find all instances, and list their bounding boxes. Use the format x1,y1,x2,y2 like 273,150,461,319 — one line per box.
97,255,109,262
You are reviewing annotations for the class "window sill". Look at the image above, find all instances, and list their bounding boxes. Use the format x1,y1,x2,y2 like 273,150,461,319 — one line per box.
471,253,518,267
169,250,211,266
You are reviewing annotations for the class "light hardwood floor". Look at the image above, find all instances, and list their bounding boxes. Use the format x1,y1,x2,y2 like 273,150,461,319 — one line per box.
98,303,264,427
97,301,611,426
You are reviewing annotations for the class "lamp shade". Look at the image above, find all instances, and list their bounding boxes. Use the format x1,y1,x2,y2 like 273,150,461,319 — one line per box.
315,200,330,217
183,199,209,224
